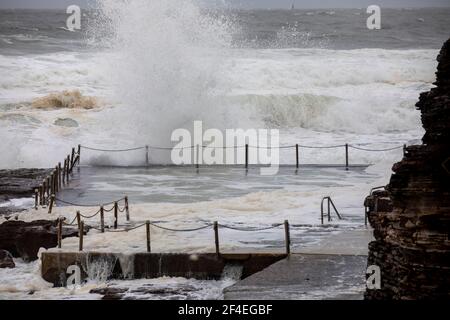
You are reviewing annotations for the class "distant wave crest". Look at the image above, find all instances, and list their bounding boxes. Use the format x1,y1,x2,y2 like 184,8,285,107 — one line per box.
32,90,98,109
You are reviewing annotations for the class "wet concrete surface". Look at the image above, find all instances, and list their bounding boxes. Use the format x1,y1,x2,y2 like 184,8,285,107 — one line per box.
223,229,373,300
56,165,373,205
223,254,368,300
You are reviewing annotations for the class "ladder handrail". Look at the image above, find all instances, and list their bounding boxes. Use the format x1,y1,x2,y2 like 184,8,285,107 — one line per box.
321,196,342,224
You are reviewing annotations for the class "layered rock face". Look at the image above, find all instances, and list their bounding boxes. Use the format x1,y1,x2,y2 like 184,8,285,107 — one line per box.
0,168,52,215
0,220,80,261
365,39,450,300
0,250,15,268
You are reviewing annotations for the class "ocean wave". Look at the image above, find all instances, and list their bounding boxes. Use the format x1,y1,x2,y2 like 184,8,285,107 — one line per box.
225,93,339,128
222,91,421,133
31,90,98,109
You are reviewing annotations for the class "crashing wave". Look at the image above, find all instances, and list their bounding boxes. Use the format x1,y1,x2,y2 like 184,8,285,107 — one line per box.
31,90,98,109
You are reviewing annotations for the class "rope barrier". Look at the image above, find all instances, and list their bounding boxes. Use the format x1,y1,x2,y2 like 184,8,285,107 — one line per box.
349,145,405,152
54,197,125,207
99,223,147,233
297,144,347,149
149,146,195,150
73,220,293,255
219,223,283,231
60,216,353,256
62,216,78,226
149,222,214,232
80,146,145,152
79,209,101,219
102,206,115,213
81,143,406,152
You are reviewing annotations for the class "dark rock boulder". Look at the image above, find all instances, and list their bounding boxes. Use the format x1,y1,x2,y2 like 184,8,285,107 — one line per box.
0,220,81,262
0,249,15,268
0,168,52,216
0,168,52,200
365,39,450,300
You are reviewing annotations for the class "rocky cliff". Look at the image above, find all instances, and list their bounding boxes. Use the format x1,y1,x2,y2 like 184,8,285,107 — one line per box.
365,39,450,300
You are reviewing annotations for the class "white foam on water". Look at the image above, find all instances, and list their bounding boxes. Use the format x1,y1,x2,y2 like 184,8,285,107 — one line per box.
0,0,436,168
221,264,243,281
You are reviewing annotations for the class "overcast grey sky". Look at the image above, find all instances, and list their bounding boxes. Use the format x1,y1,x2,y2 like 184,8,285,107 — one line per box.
0,0,449,9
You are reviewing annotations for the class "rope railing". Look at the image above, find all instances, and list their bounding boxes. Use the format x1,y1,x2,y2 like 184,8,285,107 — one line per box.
80,143,406,151
78,209,101,219
348,145,405,152
219,223,283,231
52,196,131,236
79,142,408,171
57,218,292,255
149,222,214,232
35,145,82,212
53,196,126,208
80,146,146,152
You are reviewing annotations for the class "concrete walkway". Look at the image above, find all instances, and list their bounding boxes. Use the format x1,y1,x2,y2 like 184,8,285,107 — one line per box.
296,229,373,255
224,229,373,300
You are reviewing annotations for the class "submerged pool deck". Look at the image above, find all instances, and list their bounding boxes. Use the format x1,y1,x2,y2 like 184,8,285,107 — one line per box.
56,164,373,205
39,161,374,299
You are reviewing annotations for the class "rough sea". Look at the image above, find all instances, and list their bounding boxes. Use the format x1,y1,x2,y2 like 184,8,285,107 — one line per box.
0,2,449,299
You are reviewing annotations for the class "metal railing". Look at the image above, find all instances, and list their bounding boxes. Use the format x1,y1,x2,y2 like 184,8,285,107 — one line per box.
320,196,342,225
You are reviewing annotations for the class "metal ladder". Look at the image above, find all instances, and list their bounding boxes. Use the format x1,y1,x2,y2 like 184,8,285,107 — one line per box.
320,196,342,224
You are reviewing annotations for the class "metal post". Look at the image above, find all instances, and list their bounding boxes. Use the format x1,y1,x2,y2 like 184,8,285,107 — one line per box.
146,220,151,253
42,180,46,205
114,202,118,229
77,144,81,165
63,159,67,185
46,178,50,204
196,144,200,170
66,155,70,181
329,198,342,220
47,177,51,197
57,218,63,249
100,206,105,233
50,174,54,196
327,197,331,222
214,221,220,256
58,162,62,190
39,184,43,206
34,189,38,210
125,196,130,221
76,211,81,229
245,144,249,170
145,145,149,167
79,221,84,252
284,220,291,255
321,199,324,225
48,194,55,214
54,166,59,193
70,148,75,171
296,144,299,169
345,144,349,171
